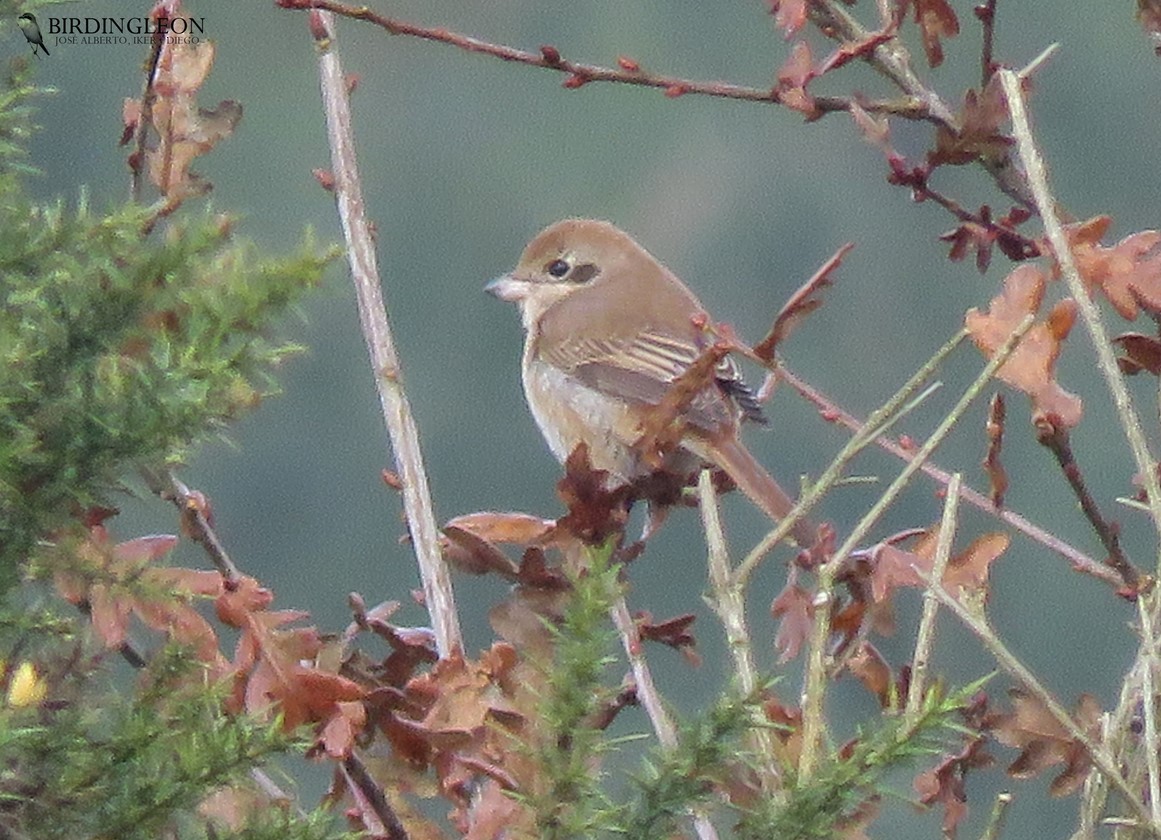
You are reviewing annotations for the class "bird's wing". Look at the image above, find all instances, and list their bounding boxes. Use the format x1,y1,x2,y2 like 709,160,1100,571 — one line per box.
540,330,765,433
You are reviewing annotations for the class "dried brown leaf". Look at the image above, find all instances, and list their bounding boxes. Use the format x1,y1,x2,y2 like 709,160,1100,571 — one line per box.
930,76,1009,167
983,392,1008,507
1114,332,1161,375
965,264,1083,428
771,581,814,663
845,641,894,708
989,688,1101,797
1065,217,1161,321
914,0,960,67
754,242,853,361
775,41,819,118
441,525,520,578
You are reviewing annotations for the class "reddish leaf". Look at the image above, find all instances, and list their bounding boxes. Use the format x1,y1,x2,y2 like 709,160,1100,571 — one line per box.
965,264,1083,428
754,243,853,361
915,736,993,835
775,41,819,119
850,102,904,170
988,688,1101,797
443,511,557,547
636,612,700,666
768,0,808,36
819,28,895,75
55,528,227,665
914,0,960,67
940,219,996,273
845,641,894,708
216,576,276,627
871,527,1007,604
771,581,814,663
930,76,1009,168
441,526,519,578
983,393,1008,508
763,694,804,766
555,444,632,544
132,32,242,202
1065,217,1161,321
1114,332,1161,375
320,700,367,758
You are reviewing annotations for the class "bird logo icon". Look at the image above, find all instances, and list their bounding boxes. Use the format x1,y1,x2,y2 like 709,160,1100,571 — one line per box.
17,13,49,57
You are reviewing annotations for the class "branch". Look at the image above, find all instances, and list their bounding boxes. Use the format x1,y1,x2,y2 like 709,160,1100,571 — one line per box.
807,0,1032,209
277,0,939,120
999,68,1161,567
775,364,1120,589
149,471,242,586
342,753,409,840
609,596,721,840
1035,418,1141,592
310,10,463,656
696,470,784,788
904,473,961,727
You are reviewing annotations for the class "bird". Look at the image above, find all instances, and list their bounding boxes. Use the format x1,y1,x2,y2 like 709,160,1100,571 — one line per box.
486,218,815,546
18,13,49,57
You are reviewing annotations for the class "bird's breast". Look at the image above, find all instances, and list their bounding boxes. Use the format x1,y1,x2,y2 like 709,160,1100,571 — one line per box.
522,352,645,483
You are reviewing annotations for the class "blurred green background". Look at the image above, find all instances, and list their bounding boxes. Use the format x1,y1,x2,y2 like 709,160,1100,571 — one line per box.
11,0,1161,835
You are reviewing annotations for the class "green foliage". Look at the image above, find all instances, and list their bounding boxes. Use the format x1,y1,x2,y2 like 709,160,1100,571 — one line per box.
0,50,346,839
215,808,361,840
534,541,622,839
0,636,346,840
620,688,758,839
0,64,333,588
736,682,981,839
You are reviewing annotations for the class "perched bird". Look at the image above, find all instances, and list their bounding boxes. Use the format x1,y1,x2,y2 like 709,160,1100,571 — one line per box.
487,218,814,546
18,13,49,57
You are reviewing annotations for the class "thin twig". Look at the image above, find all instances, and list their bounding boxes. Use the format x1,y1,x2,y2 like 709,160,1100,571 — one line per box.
277,0,937,120
777,364,1119,588
696,470,783,786
806,0,955,123
976,0,999,88
609,598,677,747
1035,420,1141,592
905,473,961,726
170,473,241,585
342,752,409,840
808,0,1035,209
796,313,1035,781
1141,607,1161,825
128,24,166,203
609,596,720,840
979,791,1013,840
311,10,462,656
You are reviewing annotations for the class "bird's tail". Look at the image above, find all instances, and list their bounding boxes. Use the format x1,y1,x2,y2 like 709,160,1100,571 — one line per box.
694,436,817,547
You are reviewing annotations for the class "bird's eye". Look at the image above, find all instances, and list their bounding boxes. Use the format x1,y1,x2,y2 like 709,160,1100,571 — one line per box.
547,259,571,279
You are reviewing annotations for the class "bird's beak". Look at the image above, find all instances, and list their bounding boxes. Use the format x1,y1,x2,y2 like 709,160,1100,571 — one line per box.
484,273,528,302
